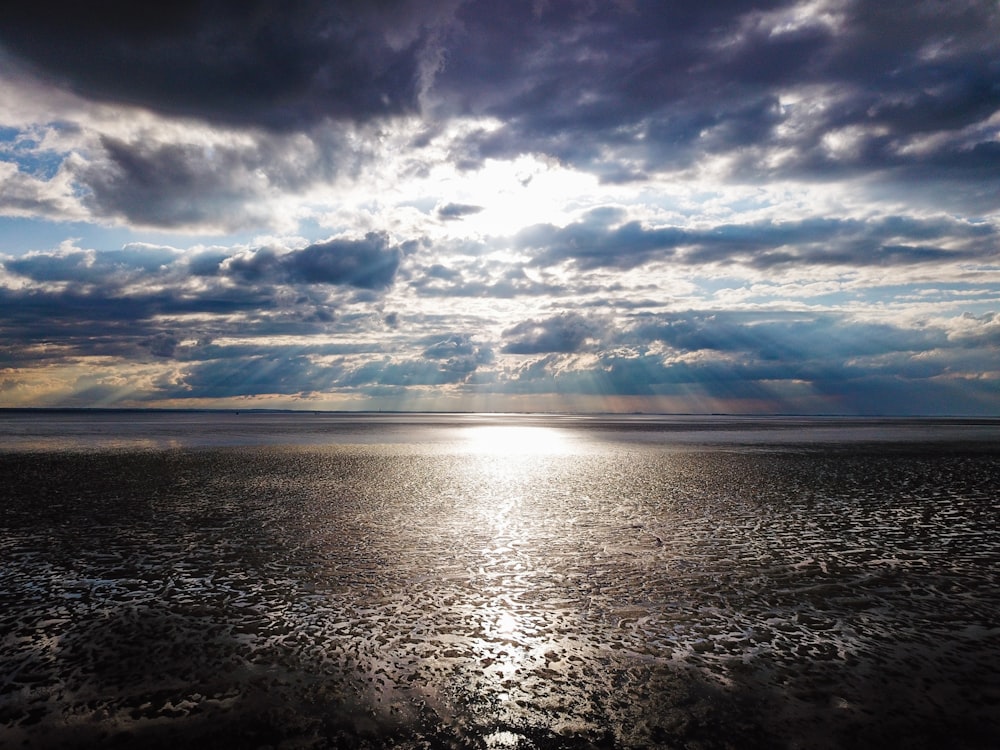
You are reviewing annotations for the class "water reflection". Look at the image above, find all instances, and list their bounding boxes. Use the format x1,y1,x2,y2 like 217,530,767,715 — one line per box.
457,424,576,456
457,429,568,728
2,431,999,748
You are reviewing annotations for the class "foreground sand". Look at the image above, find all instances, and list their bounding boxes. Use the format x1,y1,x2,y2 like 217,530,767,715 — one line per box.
2,443,998,748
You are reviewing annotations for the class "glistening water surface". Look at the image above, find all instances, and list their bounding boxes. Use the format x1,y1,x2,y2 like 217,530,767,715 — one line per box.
1,413,998,748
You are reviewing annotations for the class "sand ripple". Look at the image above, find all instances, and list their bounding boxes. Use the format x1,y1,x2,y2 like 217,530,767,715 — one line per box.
1,445,998,748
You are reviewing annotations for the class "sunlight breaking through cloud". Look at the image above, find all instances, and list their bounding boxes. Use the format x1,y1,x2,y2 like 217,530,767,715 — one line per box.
0,0,998,414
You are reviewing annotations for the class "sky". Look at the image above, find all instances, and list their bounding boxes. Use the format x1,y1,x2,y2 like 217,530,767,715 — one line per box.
0,0,998,415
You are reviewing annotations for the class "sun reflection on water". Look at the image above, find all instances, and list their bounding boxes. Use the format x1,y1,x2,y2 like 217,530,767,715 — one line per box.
448,424,581,725
458,424,574,456
494,610,519,638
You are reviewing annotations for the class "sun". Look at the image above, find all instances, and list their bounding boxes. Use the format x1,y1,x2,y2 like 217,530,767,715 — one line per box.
439,155,600,237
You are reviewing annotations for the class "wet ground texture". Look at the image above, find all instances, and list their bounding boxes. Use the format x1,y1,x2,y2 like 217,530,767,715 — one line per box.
2,440,999,748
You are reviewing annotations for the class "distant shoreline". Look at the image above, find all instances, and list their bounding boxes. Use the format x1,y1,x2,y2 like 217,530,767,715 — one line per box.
2,406,999,421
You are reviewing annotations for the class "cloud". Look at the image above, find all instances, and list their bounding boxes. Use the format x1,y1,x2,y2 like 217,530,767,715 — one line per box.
488,335,999,416
516,211,998,270
0,281,277,368
502,312,603,354
422,333,487,360
436,202,484,220
0,158,86,221
950,311,1000,347
225,233,405,290
516,212,684,270
74,135,276,230
166,354,341,399
146,331,181,358
284,235,406,289
419,333,494,381
435,1,1000,194
68,129,364,231
0,1,463,129
407,249,579,298
1,2,998,414
4,1,997,200
0,234,409,371
623,311,947,361
481,303,1000,414
340,353,482,388
6,243,179,284
4,1,998,234
4,234,407,292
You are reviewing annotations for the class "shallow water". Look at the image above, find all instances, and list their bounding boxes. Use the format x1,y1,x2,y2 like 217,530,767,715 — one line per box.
1,413,999,748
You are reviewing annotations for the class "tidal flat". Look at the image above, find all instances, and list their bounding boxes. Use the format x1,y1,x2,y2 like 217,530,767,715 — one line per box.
1,413,998,748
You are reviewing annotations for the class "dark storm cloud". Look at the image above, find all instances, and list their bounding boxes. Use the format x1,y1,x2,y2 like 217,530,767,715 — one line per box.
487,304,1000,414
4,235,406,291
226,233,404,290
146,332,181,358
339,354,481,387
0,281,305,367
437,1,1000,192
417,333,494,383
73,132,359,230
165,354,341,399
515,211,684,270
501,313,603,354
624,311,947,361
0,235,407,367
0,0,462,129
5,1,996,187
436,202,483,220
5,244,178,284
516,211,997,270
283,234,404,289
78,136,261,229
297,333,498,391
4,1,996,233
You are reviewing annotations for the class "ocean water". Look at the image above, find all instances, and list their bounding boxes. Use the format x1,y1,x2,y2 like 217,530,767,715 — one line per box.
1,412,998,749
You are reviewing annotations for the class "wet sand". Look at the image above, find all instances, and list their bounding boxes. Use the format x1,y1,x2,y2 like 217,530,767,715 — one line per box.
2,432,999,748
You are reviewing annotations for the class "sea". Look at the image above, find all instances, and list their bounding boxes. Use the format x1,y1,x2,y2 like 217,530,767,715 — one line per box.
1,411,998,749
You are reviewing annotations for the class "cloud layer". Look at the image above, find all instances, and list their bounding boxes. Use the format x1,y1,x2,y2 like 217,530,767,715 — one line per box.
0,1,998,413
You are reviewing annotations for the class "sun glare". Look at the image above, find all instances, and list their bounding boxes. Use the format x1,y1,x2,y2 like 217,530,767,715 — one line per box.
459,425,572,455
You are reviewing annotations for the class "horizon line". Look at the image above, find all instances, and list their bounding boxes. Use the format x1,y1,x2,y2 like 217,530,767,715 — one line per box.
2,407,999,420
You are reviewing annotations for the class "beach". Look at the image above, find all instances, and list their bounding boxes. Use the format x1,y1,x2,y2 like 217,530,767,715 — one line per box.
2,413,998,748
